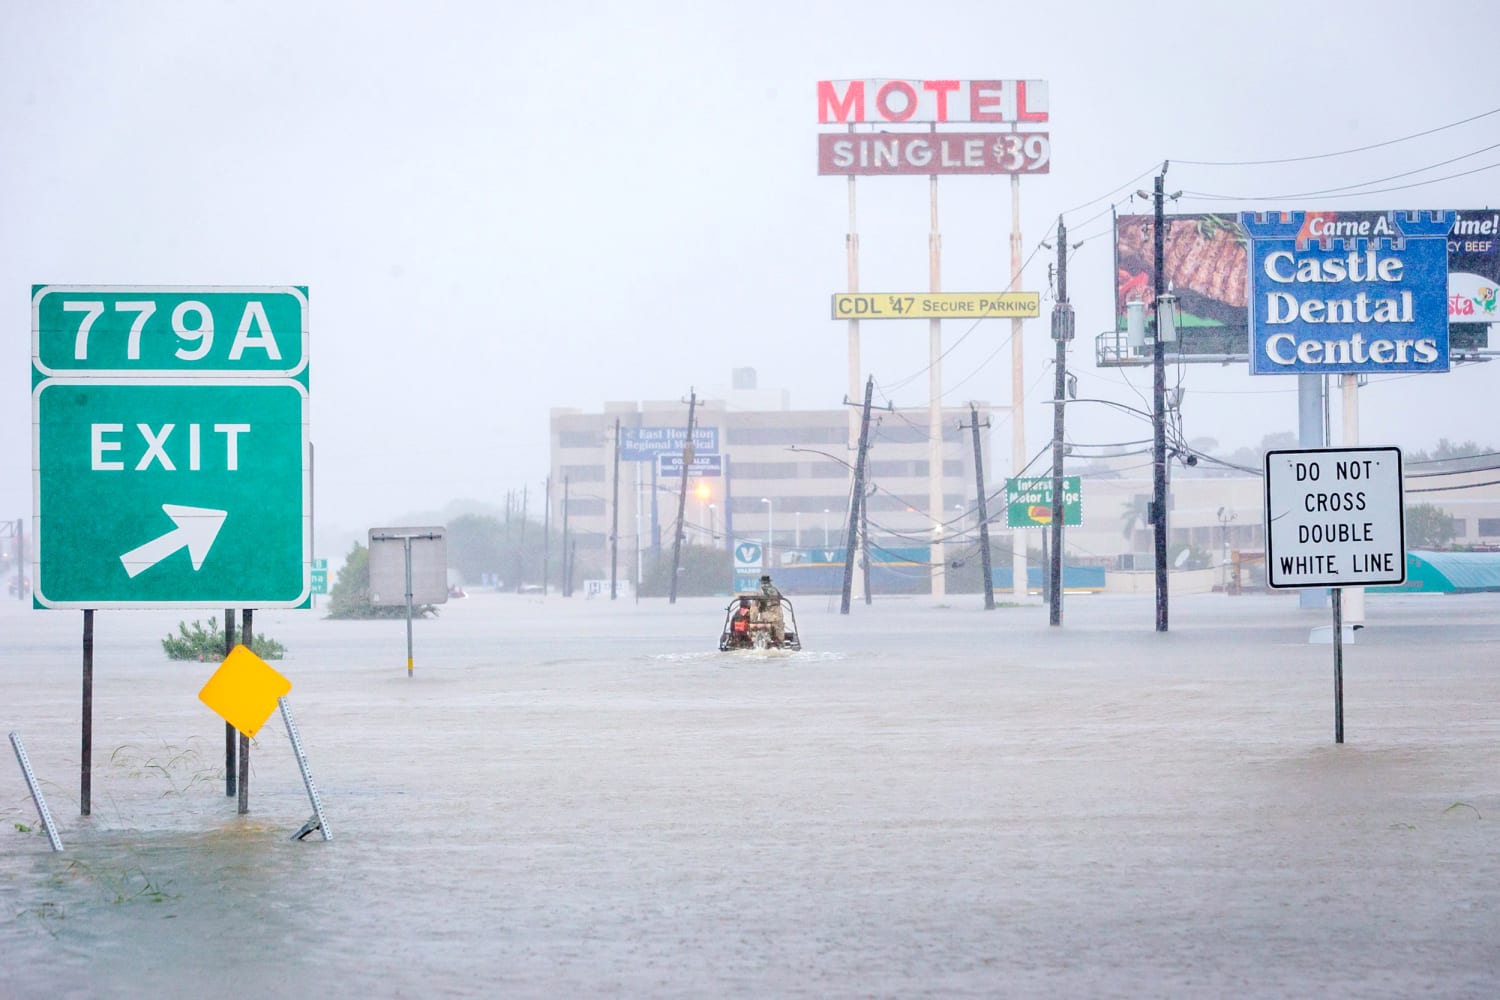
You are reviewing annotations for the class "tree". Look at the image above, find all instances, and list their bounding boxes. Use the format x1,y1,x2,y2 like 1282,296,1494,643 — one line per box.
1406,503,1458,550
445,513,506,584
1120,494,1150,540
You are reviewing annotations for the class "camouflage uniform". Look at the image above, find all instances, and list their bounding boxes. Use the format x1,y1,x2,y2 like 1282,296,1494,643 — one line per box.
759,576,785,645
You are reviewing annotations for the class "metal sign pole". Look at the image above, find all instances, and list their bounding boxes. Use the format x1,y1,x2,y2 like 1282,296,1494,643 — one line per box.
238,609,253,814
279,697,331,841
404,537,415,677
1332,588,1345,744
10,733,64,851
80,609,93,815
224,608,237,796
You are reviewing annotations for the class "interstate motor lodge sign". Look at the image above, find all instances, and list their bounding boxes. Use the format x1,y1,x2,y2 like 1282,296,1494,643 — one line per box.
1241,210,1454,375
816,79,1050,177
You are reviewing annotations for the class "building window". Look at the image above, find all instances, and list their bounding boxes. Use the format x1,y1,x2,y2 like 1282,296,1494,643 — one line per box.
730,462,802,479
1478,518,1500,537
558,430,603,448
559,465,605,483
564,498,606,516
725,426,845,446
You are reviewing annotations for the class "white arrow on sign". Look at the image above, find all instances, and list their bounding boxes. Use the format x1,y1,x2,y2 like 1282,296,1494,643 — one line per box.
120,504,229,578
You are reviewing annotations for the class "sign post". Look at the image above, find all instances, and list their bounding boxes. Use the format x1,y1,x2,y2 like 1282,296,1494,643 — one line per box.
32,284,311,817
1264,447,1406,742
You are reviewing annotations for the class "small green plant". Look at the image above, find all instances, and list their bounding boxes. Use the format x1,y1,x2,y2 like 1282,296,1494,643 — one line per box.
110,740,223,797
15,821,33,833
66,860,175,904
161,616,284,660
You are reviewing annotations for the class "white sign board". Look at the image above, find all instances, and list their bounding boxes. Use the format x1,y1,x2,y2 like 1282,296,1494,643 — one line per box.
1264,448,1405,589
368,526,449,605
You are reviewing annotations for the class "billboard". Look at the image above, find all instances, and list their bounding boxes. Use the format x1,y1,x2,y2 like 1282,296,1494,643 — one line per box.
817,80,1048,124
1113,210,1498,359
1242,210,1453,375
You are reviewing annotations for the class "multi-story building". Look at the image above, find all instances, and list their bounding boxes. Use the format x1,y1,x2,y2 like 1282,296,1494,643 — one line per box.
548,370,995,590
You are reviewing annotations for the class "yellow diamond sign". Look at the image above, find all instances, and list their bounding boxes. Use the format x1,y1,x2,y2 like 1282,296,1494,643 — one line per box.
199,645,292,737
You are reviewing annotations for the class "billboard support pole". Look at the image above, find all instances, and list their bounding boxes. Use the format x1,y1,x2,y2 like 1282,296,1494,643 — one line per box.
846,163,863,601
1010,169,1027,601
1342,376,1365,624
928,168,946,599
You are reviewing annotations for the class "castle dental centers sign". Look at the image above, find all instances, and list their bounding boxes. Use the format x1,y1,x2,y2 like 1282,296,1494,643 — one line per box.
1243,210,1454,374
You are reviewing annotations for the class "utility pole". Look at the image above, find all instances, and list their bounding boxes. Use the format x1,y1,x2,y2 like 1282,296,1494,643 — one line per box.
610,417,621,601
962,404,995,611
1151,166,1170,633
1050,214,1075,627
517,484,528,592
542,476,551,596
561,476,570,597
668,388,697,604
841,377,875,614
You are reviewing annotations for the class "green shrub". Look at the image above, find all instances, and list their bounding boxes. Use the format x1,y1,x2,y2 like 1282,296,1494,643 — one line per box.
161,617,285,661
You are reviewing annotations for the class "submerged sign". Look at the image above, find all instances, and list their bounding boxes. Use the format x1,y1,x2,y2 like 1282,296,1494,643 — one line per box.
1242,211,1454,375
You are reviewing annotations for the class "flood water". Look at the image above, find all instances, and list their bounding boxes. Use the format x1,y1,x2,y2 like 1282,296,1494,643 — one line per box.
3,589,1499,998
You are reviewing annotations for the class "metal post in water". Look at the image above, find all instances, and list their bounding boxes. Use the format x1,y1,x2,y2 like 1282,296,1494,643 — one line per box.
238,609,252,814
225,608,237,796
10,733,64,851
81,609,93,816
1332,588,1345,744
404,537,415,677
279,697,332,841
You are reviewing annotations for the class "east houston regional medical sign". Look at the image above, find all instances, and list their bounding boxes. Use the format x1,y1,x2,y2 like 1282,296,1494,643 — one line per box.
1242,210,1454,375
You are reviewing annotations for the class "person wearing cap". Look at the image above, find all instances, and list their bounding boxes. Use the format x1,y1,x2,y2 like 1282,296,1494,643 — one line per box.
758,575,785,646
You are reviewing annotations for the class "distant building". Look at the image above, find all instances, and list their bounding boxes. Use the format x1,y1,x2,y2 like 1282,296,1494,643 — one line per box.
548,370,995,590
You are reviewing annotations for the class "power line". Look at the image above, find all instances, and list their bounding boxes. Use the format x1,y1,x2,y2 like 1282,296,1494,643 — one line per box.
1182,158,1500,202
1174,106,1500,166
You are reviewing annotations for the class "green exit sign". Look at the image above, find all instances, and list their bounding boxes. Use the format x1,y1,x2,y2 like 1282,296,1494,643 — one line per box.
32,286,310,609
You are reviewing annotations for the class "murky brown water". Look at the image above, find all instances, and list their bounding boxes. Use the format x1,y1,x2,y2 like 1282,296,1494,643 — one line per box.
4,591,1499,997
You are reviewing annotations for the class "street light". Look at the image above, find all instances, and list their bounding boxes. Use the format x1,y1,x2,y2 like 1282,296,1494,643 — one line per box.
708,502,717,545
1217,506,1237,592
823,508,831,547
760,497,773,569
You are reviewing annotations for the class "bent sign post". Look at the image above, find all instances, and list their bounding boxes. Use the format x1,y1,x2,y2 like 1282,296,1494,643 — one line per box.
1264,447,1406,742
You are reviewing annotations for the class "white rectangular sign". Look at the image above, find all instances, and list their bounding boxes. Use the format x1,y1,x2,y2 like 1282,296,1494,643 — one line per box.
1264,447,1405,589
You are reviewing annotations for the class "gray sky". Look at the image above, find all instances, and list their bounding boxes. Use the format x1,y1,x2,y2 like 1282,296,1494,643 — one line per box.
5,0,1497,538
